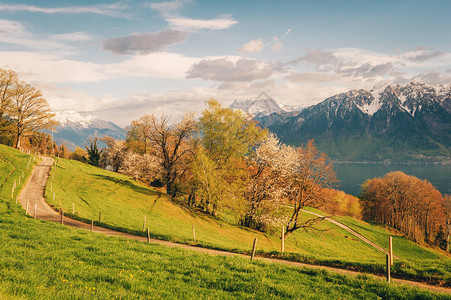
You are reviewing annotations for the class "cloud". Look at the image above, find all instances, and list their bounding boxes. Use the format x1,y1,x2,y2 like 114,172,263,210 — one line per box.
166,16,237,30
271,42,283,52
281,28,292,38
102,29,190,55
0,19,69,51
412,72,451,85
237,39,263,53
0,3,129,18
186,58,279,82
404,50,444,62
149,0,185,13
289,49,339,68
50,32,92,42
285,72,342,83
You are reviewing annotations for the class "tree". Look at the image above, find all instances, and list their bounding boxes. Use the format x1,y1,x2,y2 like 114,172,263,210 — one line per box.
70,147,88,162
192,99,267,216
285,140,337,237
444,195,451,252
126,114,153,154
6,81,56,148
198,99,266,164
360,171,445,244
101,136,127,172
241,134,296,231
120,152,161,182
143,113,195,197
0,69,18,145
85,137,102,167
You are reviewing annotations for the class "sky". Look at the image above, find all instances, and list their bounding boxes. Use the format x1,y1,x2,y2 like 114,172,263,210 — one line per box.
0,0,450,126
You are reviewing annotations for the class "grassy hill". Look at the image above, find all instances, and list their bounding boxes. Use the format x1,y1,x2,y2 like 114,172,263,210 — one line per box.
45,155,451,285
0,144,450,298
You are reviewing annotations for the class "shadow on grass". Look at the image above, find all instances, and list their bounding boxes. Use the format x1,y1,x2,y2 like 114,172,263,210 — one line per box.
92,174,162,197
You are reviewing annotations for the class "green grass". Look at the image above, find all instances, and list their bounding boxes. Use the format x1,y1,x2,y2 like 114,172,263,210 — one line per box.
47,158,385,264
334,215,451,286
44,156,451,286
1,144,449,299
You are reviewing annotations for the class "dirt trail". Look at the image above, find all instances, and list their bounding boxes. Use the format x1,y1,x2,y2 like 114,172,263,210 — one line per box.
301,209,401,259
18,157,450,295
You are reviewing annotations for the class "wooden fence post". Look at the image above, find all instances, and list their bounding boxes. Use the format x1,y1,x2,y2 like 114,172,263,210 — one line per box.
72,203,75,214
11,186,14,199
60,210,64,225
281,227,285,255
389,236,393,266
91,220,94,231
34,203,37,219
147,228,150,243
251,238,258,261
386,254,391,283
192,224,196,242
98,212,101,223
143,215,146,232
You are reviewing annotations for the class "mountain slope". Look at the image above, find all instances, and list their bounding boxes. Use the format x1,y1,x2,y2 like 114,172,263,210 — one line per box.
230,92,303,117
52,110,126,150
256,82,451,162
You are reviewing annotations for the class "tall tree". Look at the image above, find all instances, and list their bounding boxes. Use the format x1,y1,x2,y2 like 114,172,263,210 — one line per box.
0,68,18,145
85,136,102,167
241,134,296,231
7,81,56,148
127,114,152,154
285,140,337,237
193,99,267,216
145,113,195,197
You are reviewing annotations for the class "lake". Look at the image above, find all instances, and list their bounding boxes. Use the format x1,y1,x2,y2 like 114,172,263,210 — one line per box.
333,163,451,196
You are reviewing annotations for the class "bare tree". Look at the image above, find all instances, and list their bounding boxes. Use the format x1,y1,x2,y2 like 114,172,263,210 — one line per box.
145,113,195,197
7,81,56,148
285,140,337,237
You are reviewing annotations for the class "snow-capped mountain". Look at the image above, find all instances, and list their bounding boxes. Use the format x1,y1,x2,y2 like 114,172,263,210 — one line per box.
256,82,451,162
52,110,126,150
230,92,303,117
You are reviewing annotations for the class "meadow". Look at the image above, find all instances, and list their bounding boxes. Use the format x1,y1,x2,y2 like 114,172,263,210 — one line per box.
0,144,450,299
45,155,451,285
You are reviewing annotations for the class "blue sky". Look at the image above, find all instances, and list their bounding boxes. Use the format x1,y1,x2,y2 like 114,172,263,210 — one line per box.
0,0,450,125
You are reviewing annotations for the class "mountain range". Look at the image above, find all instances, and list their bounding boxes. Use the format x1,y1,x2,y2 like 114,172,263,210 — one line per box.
252,82,451,162
52,111,126,150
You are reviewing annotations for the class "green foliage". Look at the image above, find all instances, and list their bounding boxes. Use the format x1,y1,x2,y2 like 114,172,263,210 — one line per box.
198,99,267,163
85,138,101,167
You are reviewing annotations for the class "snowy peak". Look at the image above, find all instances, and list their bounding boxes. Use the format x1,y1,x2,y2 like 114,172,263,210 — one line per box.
51,110,125,150
324,82,451,117
230,92,303,117
53,110,100,128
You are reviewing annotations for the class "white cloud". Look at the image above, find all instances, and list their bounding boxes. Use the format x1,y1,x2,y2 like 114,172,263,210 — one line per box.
0,19,69,51
166,16,237,30
0,51,198,83
237,39,264,53
149,0,185,13
0,3,129,18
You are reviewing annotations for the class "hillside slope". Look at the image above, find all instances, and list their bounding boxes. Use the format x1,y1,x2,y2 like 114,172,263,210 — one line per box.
44,155,451,285
1,145,448,299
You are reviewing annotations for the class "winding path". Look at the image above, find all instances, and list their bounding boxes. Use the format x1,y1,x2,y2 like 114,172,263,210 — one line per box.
18,157,451,295
301,209,401,259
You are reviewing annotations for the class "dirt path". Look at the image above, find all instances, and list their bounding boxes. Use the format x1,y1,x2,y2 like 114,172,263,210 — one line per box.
18,157,450,295
301,209,401,259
